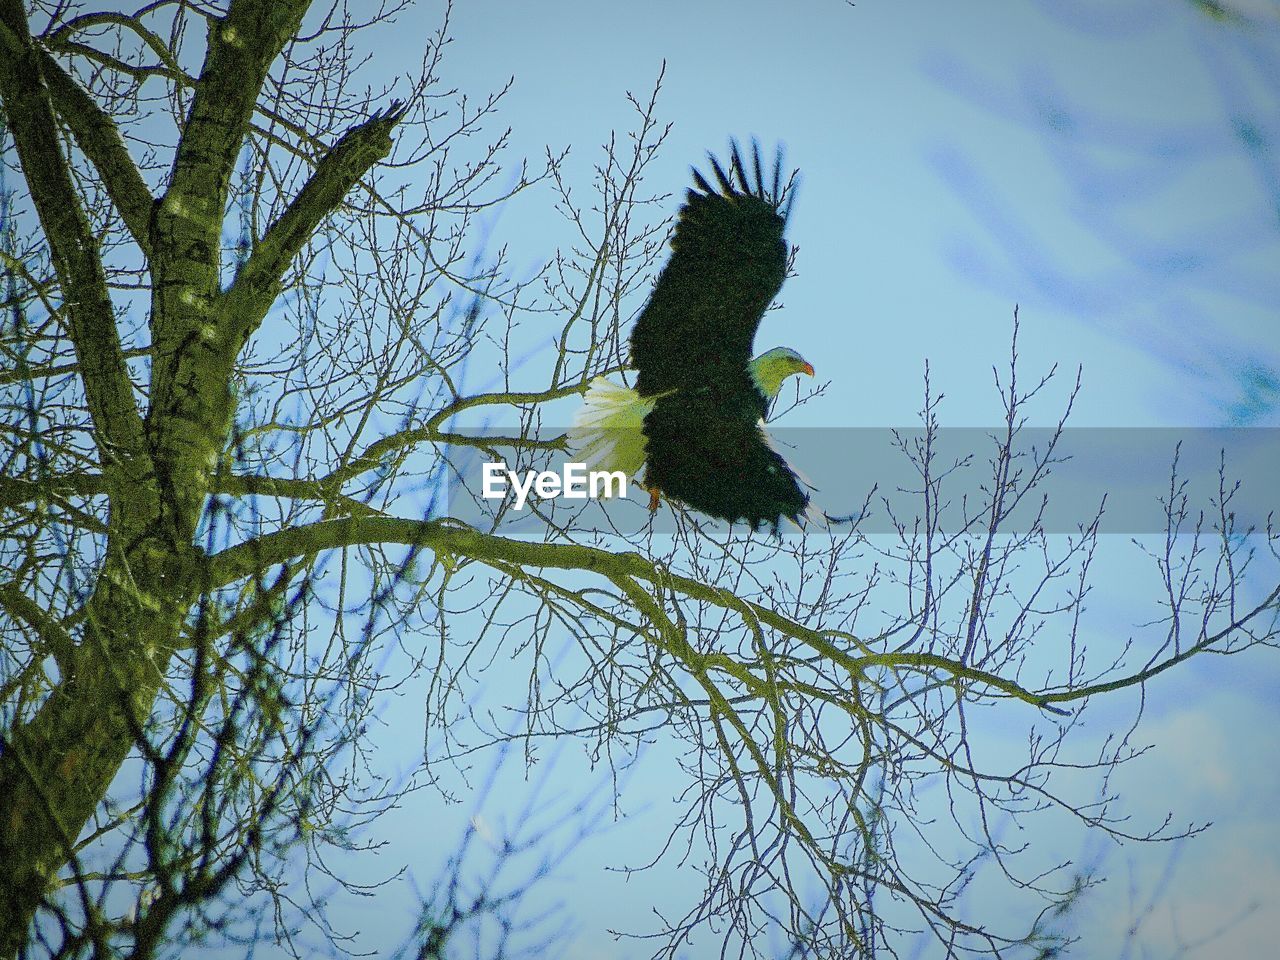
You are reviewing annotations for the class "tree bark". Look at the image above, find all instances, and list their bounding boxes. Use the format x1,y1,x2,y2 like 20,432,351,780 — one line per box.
0,1,410,949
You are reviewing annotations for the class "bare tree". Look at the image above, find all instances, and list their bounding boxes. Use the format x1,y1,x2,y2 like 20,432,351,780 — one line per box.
2,2,1277,959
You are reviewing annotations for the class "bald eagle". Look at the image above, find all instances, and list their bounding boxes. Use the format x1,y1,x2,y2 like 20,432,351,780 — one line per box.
570,140,818,531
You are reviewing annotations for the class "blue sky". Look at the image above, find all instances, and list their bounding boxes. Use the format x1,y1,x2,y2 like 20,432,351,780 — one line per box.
260,1,1280,956
423,0,1279,429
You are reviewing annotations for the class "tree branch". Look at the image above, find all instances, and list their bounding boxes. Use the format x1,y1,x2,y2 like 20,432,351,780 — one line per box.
163,0,310,225
219,105,407,348
0,1,147,463
0,582,76,675
35,45,155,257
206,516,1080,719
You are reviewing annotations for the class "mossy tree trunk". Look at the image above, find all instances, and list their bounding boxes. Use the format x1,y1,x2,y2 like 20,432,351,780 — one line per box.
0,1,403,948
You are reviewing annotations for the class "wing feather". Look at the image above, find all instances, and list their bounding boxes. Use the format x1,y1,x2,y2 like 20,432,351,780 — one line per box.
630,139,795,399
642,392,810,531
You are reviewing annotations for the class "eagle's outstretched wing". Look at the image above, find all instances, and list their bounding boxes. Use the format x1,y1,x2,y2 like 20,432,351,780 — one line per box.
630,140,794,400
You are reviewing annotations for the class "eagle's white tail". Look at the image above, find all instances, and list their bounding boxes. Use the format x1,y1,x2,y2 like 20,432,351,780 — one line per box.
568,377,655,493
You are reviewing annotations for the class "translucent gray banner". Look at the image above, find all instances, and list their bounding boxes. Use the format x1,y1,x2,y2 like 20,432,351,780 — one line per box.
438,428,1278,535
